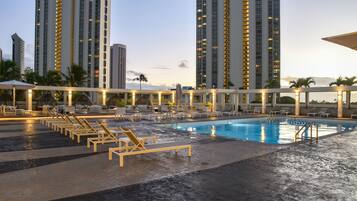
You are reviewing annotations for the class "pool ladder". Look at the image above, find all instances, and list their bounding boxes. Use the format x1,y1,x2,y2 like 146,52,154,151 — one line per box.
294,123,319,144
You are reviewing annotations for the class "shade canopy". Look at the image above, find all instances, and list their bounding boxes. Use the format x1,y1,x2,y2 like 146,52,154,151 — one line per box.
323,32,357,51
0,80,34,90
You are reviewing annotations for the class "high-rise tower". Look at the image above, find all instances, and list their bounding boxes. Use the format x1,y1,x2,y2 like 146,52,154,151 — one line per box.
0,48,3,63
12,33,25,74
34,0,111,88
110,44,126,89
196,0,280,90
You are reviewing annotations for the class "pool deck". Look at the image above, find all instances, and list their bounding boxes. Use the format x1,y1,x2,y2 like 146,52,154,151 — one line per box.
0,119,356,200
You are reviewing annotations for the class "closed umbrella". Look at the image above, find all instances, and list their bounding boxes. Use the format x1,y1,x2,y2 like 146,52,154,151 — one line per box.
0,80,35,107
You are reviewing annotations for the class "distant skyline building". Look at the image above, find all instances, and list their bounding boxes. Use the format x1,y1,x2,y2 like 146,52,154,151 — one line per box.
0,48,2,63
34,0,111,88
196,0,281,91
11,33,25,73
110,44,126,89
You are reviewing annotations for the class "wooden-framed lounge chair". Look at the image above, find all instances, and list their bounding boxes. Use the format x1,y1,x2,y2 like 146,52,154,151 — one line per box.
87,123,157,152
46,113,67,128
66,116,98,143
42,109,63,127
108,129,192,168
52,115,77,134
318,108,330,118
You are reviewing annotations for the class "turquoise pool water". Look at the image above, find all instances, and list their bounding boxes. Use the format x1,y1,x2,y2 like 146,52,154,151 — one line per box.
170,118,357,144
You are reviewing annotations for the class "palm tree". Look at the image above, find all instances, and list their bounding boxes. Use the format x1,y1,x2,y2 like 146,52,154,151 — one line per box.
41,71,63,86
23,68,41,85
289,78,304,89
343,76,357,109
265,79,280,105
265,79,280,89
62,64,87,87
329,77,345,87
301,77,316,108
0,60,21,81
290,77,315,108
133,74,148,90
228,81,235,89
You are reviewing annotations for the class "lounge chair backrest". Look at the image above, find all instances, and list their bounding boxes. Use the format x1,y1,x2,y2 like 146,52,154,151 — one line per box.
65,115,74,124
82,119,97,132
73,116,86,128
99,123,117,140
124,129,146,149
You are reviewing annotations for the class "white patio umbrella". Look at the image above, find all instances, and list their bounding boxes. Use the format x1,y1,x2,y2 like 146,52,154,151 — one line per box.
0,80,35,107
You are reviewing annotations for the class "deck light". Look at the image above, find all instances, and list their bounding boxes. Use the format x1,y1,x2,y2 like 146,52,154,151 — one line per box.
68,91,72,106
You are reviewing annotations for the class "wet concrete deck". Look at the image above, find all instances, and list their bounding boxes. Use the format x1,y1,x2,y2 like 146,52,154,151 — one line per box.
0,120,356,201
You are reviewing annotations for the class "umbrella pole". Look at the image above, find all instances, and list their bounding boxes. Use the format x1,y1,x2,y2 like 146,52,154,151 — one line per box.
13,87,16,107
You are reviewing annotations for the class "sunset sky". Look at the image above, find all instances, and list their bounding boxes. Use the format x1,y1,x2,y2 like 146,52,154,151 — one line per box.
1,0,357,88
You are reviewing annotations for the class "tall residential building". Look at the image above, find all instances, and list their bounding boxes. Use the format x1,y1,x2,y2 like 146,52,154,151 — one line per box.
34,0,111,88
12,33,25,73
0,48,2,63
110,44,126,89
196,0,281,91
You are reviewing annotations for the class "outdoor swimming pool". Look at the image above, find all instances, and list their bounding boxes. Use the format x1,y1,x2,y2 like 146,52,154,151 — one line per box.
170,118,357,144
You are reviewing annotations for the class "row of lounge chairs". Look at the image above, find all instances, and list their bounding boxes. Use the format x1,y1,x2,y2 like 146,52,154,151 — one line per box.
115,108,242,123
41,109,192,167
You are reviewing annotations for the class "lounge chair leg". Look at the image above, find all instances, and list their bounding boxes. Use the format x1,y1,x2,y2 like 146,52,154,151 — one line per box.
188,147,192,157
109,149,113,160
93,143,97,152
119,155,124,167
87,139,90,148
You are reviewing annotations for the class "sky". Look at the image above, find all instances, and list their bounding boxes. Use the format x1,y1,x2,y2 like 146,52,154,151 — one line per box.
1,0,357,88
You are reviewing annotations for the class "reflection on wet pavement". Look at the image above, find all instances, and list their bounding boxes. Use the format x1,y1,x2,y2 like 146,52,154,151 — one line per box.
0,153,97,174
59,132,357,201
0,133,84,152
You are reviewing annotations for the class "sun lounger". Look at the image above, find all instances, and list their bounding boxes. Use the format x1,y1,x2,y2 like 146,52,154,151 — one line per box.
351,114,357,119
280,109,289,116
66,116,98,143
253,107,261,114
307,112,318,117
108,129,191,167
52,115,78,134
318,109,330,118
87,123,157,152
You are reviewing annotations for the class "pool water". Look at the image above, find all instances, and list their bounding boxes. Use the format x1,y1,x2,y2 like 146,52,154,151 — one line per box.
170,118,357,144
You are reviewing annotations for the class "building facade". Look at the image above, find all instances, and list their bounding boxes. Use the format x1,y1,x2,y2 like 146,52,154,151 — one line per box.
110,44,126,89
11,33,25,73
196,0,280,91
0,48,2,63
34,0,111,88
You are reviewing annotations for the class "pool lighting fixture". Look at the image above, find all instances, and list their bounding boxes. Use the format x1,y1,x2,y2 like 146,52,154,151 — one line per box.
211,125,216,137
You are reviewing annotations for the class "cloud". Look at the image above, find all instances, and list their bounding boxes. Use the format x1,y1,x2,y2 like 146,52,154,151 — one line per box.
178,60,189,68
152,65,171,70
126,82,176,90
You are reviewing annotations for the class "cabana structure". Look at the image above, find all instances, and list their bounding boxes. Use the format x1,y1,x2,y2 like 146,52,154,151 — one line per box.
0,80,34,107
323,31,357,51
2,85,354,119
